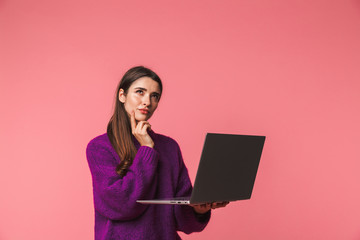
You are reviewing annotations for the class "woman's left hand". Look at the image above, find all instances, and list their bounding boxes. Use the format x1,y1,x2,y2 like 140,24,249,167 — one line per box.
190,201,229,214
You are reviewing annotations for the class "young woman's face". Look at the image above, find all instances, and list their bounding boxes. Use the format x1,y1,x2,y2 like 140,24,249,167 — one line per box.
119,77,161,123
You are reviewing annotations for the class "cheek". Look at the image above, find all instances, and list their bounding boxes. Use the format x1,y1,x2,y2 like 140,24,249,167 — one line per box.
124,100,136,114
152,100,159,108
127,95,141,107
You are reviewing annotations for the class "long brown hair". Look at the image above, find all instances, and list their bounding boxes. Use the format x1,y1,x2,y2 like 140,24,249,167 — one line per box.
107,66,163,178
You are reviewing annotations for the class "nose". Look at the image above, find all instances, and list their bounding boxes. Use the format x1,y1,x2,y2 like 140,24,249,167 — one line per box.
142,95,151,106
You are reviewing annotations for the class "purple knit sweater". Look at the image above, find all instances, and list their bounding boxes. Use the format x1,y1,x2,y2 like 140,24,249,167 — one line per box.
86,129,210,240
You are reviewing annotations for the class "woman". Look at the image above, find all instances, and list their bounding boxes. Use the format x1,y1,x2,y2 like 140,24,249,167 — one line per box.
86,66,228,240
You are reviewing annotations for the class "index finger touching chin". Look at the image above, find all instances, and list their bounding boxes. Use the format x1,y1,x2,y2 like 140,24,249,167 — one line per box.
130,111,136,131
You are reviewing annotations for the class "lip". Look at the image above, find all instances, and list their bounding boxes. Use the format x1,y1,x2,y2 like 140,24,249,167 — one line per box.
139,109,149,114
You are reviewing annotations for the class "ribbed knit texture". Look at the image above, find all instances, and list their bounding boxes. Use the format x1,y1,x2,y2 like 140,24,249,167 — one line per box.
86,129,210,240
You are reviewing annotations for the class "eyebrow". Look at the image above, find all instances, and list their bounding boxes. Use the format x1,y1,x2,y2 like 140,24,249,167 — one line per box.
134,87,161,95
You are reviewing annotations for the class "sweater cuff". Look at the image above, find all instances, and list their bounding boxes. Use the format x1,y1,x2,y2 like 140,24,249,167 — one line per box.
193,209,211,223
136,146,159,165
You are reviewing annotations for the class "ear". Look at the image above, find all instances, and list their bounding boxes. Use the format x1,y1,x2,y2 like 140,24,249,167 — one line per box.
118,89,126,103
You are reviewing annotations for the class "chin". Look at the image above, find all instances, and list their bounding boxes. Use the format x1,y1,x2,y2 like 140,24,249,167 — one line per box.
135,114,149,122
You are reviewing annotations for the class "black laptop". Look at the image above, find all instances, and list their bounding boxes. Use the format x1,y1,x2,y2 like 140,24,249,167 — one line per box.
137,133,266,205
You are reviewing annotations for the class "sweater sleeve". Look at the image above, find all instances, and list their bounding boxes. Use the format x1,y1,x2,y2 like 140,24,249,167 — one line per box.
173,142,211,234
86,140,159,221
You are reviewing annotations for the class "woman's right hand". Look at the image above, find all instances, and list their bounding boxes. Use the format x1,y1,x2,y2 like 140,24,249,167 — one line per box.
130,111,154,148
191,201,230,214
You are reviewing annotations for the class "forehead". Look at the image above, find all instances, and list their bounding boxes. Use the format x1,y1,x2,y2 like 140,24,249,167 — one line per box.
130,77,161,93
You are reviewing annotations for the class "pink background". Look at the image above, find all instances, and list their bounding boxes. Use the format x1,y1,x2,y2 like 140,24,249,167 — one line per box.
1,0,360,239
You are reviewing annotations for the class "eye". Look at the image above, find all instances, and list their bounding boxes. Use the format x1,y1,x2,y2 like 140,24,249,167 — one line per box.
136,90,144,94
151,94,160,101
